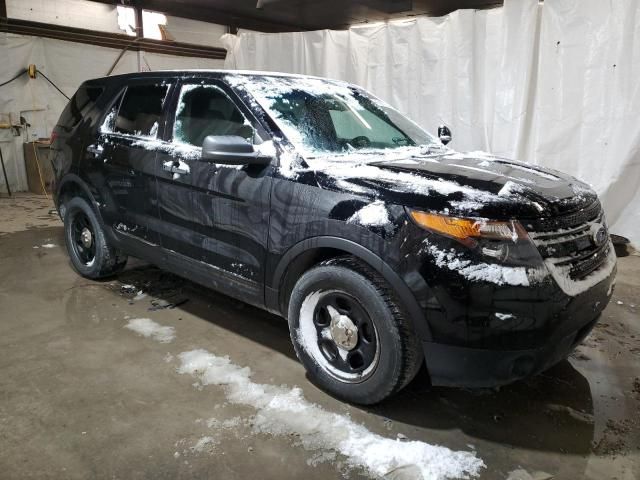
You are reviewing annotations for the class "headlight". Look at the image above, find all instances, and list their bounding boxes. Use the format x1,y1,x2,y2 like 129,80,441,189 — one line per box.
408,210,527,246
407,209,543,267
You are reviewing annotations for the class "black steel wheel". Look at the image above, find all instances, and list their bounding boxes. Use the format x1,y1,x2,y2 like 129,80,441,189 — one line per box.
305,290,379,383
288,257,423,405
70,210,97,266
63,196,127,279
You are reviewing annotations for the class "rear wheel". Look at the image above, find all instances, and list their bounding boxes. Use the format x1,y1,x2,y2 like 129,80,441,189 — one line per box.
63,197,127,279
288,257,423,404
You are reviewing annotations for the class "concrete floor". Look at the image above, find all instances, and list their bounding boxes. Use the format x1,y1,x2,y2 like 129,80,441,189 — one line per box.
1,193,638,480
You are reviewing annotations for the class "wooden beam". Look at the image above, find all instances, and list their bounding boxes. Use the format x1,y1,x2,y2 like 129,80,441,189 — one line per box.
0,17,227,59
88,0,307,32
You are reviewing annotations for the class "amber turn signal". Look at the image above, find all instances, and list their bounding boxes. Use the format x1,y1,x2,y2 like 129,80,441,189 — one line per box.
408,210,527,242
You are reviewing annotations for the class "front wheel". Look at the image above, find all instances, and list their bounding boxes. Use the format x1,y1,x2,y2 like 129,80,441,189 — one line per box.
63,197,127,279
288,257,423,404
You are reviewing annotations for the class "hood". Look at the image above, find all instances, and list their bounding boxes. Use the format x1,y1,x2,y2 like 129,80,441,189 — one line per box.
313,150,597,220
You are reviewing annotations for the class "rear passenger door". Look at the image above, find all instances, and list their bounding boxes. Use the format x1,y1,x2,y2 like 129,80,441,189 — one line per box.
94,81,172,248
156,79,274,306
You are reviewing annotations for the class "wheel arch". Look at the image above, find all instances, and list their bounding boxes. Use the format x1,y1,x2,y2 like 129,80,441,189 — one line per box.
269,236,432,341
56,174,103,221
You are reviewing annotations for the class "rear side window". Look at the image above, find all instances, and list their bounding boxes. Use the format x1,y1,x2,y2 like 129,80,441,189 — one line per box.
114,84,169,136
57,85,104,131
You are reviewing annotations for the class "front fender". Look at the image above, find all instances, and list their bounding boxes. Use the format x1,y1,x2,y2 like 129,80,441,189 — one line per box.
269,235,433,342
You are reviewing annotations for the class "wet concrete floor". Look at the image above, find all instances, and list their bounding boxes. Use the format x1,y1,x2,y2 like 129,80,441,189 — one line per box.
1,194,638,479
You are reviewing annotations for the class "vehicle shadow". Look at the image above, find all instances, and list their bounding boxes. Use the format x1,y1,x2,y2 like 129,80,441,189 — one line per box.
113,263,595,455
114,262,297,360
368,361,595,455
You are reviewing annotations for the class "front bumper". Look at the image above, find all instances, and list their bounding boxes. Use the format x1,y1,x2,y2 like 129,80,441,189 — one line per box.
422,268,615,387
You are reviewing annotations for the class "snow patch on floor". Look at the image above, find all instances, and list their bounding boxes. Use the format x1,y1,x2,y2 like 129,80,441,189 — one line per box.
124,318,175,343
347,201,390,227
307,450,338,467
133,290,147,301
506,468,554,480
177,348,485,480
205,416,245,430
191,436,218,453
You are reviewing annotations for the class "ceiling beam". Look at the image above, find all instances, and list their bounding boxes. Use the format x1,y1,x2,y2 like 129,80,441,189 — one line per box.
0,17,227,59
88,0,309,32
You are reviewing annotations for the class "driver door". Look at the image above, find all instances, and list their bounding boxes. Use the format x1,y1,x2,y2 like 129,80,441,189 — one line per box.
157,79,275,307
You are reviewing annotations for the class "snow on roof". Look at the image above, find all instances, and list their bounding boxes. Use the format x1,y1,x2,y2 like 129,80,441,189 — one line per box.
99,68,352,87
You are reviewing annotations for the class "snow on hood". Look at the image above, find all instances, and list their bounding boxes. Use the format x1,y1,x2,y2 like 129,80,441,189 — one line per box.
302,149,596,219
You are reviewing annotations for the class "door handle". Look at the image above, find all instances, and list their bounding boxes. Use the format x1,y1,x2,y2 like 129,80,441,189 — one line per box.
162,160,190,175
86,145,102,157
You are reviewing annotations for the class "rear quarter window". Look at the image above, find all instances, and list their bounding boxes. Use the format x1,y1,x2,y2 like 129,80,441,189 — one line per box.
57,85,104,132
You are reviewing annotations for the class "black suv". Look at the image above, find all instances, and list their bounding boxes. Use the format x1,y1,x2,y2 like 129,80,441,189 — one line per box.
52,71,616,404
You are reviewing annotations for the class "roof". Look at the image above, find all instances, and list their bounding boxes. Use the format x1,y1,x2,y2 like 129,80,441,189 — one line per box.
89,69,345,85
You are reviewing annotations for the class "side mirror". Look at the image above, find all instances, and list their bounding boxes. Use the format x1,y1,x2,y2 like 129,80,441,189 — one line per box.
438,125,452,145
202,135,271,166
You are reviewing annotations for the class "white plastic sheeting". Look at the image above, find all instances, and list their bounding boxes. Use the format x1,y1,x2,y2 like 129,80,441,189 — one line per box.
224,0,640,246
0,33,224,194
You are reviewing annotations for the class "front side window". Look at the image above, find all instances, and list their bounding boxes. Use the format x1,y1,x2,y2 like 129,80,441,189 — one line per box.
114,84,169,136
226,75,437,157
173,84,254,147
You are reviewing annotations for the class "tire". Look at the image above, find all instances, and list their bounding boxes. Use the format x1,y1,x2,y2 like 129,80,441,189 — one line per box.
287,256,423,404
63,196,127,279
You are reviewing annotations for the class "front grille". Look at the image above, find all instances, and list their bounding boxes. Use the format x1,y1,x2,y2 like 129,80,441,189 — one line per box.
528,201,610,282
524,200,602,232
564,243,611,280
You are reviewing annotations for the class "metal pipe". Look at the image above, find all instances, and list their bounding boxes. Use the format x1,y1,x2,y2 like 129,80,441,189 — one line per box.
0,145,11,197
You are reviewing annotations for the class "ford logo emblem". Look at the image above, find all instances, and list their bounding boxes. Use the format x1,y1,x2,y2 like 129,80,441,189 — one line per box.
592,225,608,247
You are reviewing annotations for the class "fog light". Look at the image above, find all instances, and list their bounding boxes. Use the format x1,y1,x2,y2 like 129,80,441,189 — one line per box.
482,244,509,261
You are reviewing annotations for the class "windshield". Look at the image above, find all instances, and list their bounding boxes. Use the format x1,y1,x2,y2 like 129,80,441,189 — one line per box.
226,75,438,158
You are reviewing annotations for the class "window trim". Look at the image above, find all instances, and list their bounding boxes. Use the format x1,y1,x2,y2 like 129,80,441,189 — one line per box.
98,80,175,141
95,86,125,136
113,83,171,138
167,78,271,148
